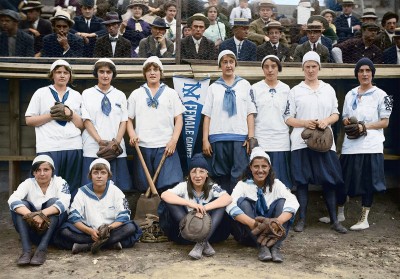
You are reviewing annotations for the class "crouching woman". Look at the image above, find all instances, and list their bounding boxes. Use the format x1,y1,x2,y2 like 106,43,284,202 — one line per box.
159,154,232,260
227,147,299,263
8,155,71,265
55,158,141,254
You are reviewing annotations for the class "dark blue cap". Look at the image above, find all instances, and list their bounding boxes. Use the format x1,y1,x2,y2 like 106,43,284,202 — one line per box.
354,57,375,78
188,153,209,172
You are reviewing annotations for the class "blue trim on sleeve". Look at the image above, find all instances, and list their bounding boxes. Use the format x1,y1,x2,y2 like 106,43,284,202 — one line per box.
68,209,83,224
283,207,297,214
115,210,130,223
228,206,244,218
54,200,65,213
209,134,247,144
10,200,24,211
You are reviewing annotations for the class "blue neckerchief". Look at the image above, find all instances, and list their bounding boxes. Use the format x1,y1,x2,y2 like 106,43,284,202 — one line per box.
142,83,166,109
94,86,114,116
247,179,268,217
214,76,243,117
269,88,276,97
192,189,204,204
49,86,70,126
351,87,376,110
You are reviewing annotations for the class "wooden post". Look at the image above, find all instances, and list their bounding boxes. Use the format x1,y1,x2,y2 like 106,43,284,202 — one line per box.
175,0,182,64
9,79,21,195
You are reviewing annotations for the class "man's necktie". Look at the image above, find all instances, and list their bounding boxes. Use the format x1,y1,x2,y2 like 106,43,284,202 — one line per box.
273,44,277,55
313,43,317,52
237,42,242,56
195,42,199,53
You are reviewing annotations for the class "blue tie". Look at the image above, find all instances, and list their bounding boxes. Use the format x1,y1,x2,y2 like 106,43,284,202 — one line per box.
255,187,268,217
269,88,276,96
214,76,243,117
142,83,166,109
49,87,70,126
95,87,112,116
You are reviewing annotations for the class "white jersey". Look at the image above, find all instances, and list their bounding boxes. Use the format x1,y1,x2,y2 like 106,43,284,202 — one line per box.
8,176,71,214
202,77,257,143
166,182,227,212
226,179,299,218
252,80,291,151
284,80,339,151
342,86,393,154
81,85,128,158
127,84,186,148
68,181,130,229
25,85,83,153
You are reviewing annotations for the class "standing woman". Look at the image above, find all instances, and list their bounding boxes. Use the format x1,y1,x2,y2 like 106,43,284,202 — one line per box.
227,147,299,263
159,154,232,260
252,55,292,189
127,56,186,192
204,5,226,50
284,51,347,233
8,155,71,265
80,58,132,191
25,59,83,195
202,50,257,194
340,58,392,230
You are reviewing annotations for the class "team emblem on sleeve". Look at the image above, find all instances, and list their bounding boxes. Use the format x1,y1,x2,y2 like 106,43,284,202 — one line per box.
123,198,130,210
384,95,393,111
62,182,71,194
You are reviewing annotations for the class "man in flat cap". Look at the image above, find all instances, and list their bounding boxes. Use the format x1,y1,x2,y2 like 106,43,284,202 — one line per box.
219,18,257,61
375,11,399,51
18,1,52,56
181,13,216,60
94,12,132,58
334,0,361,43
256,21,292,62
0,9,34,57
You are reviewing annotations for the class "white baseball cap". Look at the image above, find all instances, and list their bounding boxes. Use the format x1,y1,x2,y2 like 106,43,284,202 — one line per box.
95,58,115,66
89,158,111,172
218,50,236,66
302,51,321,67
143,56,163,71
50,59,71,72
250,147,271,164
32,155,55,169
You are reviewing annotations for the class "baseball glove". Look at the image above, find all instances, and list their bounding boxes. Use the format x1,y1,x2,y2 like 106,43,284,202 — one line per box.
301,127,333,152
243,137,259,154
139,214,168,243
344,116,367,139
179,210,212,242
91,224,111,254
251,217,286,247
50,102,73,121
23,211,51,234
96,138,123,161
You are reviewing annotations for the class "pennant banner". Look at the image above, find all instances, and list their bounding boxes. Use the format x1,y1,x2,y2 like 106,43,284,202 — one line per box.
173,76,210,160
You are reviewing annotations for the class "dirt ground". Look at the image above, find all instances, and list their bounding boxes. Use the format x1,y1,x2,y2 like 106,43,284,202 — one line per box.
1,190,399,279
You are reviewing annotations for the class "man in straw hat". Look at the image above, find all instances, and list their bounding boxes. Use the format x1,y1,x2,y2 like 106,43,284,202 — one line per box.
138,17,174,58
219,18,257,61
181,13,216,60
256,21,291,62
334,0,361,43
18,0,52,55
41,10,83,57
94,12,132,58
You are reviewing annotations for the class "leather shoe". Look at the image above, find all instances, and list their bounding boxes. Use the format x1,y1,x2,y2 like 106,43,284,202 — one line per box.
331,221,348,234
271,247,283,263
30,250,47,265
294,219,305,232
258,246,272,262
17,252,32,266
72,243,91,254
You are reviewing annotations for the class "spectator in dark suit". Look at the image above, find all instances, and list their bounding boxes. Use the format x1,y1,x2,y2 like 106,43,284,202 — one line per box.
334,0,361,43
180,13,216,60
71,0,106,57
375,11,399,52
333,22,383,64
256,21,292,62
138,17,174,58
41,10,84,57
293,22,330,63
19,1,52,56
0,9,34,57
120,0,151,57
384,28,400,64
94,12,132,58
219,18,257,62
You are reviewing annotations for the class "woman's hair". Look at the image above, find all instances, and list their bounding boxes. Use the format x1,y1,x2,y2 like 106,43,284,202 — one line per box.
186,169,215,200
204,5,219,18
93,61,117,79
31,161,54,176
87,163,113,180
241,156,276,193
142,62,164,80
48,65,73,84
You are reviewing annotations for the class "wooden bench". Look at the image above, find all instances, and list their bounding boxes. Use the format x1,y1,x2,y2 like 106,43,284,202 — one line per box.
0,156,36,196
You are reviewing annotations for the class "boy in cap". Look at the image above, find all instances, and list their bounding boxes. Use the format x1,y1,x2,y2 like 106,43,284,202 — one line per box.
138,17,174,58
127,56,186,193
70,0,106,57
41,10,84,57
256,21,291,62
94,12,132,58
0,9,34,56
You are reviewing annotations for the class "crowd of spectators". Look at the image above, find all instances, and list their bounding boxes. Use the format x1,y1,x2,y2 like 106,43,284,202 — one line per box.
0,0,399,63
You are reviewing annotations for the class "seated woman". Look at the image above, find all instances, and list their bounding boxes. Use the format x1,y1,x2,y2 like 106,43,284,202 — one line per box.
227,147,299,263
8,155,71,265
55,158,141,254
159,153,232,260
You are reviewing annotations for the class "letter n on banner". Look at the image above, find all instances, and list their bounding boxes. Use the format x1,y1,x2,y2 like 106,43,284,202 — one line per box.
173,76,210,163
